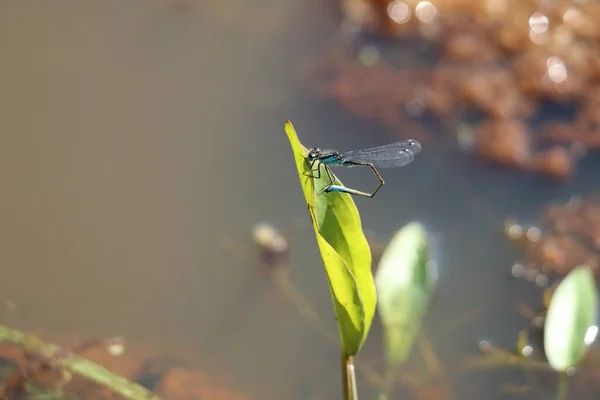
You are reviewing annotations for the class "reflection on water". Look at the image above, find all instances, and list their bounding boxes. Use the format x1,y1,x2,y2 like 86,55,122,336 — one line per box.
0,0,598,399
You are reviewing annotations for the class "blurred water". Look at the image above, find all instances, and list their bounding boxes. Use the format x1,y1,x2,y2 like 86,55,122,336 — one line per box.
0,0,598,399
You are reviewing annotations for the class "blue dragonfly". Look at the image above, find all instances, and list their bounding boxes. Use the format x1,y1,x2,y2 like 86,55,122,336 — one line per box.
304,139,422,198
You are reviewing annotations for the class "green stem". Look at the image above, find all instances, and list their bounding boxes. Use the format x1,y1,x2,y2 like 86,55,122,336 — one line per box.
342,354,358,400
557,371,568,400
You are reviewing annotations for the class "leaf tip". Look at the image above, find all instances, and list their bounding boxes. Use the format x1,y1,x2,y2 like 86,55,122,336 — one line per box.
544,264,598,371
284,120,298,141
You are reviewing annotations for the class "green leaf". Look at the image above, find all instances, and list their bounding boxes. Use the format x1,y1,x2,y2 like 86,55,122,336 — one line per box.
284,120,376,356
544,265,598,371
375,222,435,367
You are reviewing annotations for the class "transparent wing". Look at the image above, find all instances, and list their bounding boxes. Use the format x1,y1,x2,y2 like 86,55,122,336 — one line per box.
340,139,422,168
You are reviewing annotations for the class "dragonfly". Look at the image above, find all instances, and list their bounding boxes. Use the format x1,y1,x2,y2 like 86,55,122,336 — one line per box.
304,139,422,198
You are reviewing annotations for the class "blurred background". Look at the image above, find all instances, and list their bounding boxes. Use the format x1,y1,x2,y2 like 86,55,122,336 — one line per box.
1,0,600,398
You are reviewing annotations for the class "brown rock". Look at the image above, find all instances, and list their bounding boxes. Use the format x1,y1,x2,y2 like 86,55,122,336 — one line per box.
473,120,531,167
531,147,574,180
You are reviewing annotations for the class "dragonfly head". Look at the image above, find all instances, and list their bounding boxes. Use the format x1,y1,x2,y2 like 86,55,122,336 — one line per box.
307,148,321,160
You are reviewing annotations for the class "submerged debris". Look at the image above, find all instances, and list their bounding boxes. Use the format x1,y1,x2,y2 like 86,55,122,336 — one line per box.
0,330,253,400
507,196,600,283
252,223,290,268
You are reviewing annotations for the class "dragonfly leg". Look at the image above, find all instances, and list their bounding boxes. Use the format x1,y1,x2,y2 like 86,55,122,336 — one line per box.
317,165,335,195
352,162,385,198
303,158,321,179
